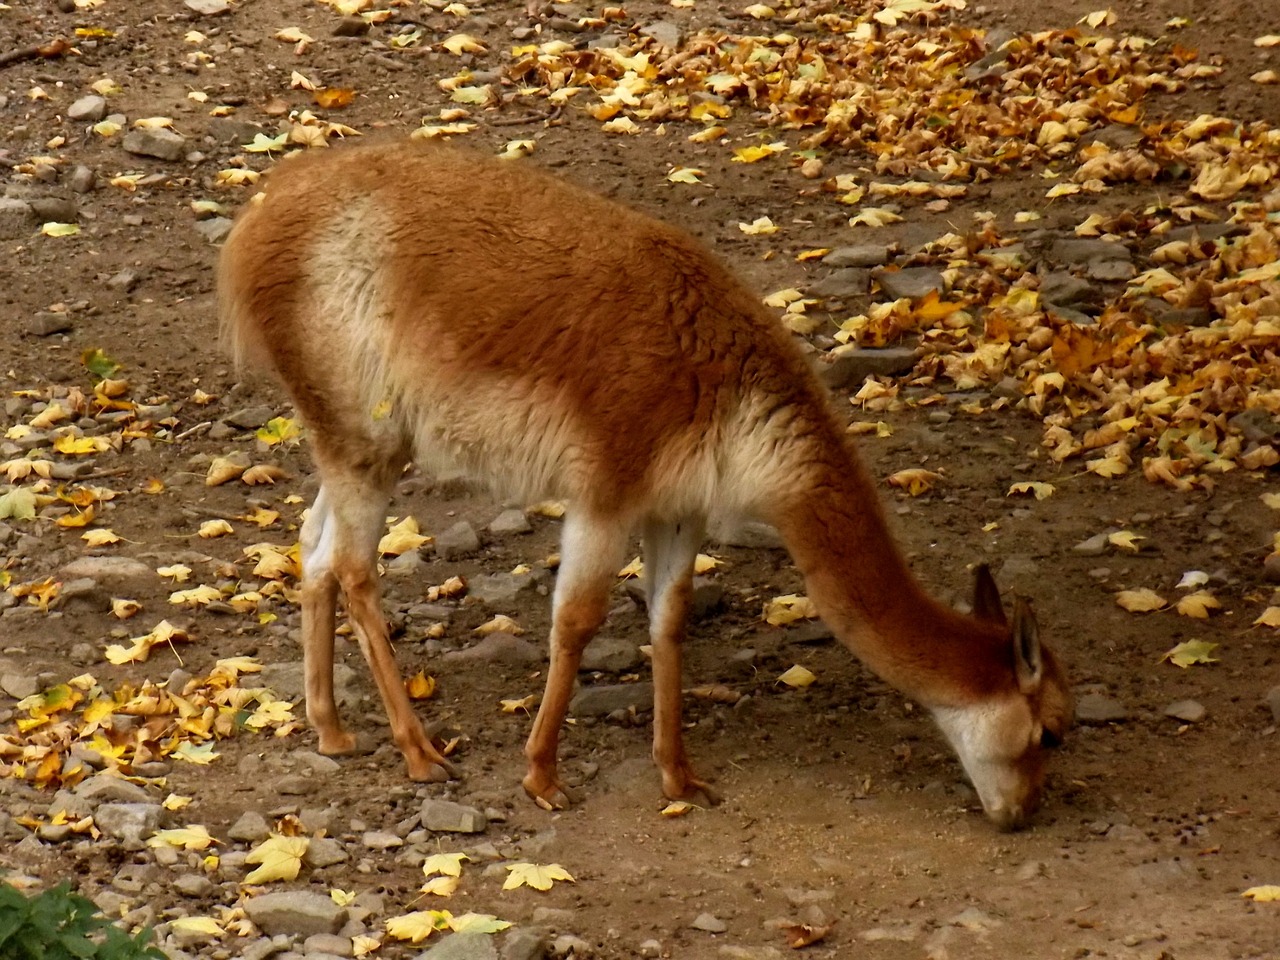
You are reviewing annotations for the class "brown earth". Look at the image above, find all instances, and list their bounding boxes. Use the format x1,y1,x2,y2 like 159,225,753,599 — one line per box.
1,1,1279,959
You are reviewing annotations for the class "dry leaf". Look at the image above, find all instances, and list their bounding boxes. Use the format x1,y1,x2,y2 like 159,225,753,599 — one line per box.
475,615,524,636
763,594,818,626
1160,639,1219,668
502,862,574,891
1115,588,1166,612
886,468,942,496
1175,590,1221,619
777,664,817,688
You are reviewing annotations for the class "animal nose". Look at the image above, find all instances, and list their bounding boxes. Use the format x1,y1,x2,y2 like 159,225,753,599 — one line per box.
989,804,1028,832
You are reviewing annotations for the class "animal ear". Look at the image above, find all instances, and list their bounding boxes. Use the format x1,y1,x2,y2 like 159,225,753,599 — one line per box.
972,563,1007,626
1011,597,1042,693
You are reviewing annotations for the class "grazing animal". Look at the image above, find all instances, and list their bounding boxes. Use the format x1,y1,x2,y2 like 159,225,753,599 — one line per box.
218,140,1071,830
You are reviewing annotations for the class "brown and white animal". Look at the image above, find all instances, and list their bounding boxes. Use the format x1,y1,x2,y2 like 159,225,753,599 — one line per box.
218,140,1071,830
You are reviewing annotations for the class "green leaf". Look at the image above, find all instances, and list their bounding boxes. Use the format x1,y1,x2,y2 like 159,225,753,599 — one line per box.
81,347,122,380
0,487,37,521
1160,639,1220,668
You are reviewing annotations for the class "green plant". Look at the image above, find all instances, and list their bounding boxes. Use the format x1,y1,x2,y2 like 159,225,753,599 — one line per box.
0,882,164,960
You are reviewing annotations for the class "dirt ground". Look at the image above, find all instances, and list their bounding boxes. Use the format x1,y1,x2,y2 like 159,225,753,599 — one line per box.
1,0,1279,958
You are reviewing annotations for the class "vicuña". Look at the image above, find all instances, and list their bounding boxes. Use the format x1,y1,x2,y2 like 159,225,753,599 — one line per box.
219,140,1071,830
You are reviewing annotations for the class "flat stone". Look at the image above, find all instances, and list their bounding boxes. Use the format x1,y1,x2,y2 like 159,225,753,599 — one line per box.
1266,686,1280,724
823,244,892,268
243,891,347,937
443,633,544,666
228,810,272,843
1046,303,1096,326
467,572,537,606
873,266,945,300
184,0,231,14
434,520,480,560
362,830,403,850
420,932,500,960
122,127,186,162
1075,693,1127,724
816,344,917,390
501,928,548,960
260,661,357,705
195,216,234,244
807,267,869,299
74,774,151,806
580,636,643,673
1072,532,1111,556
225,405,276,429
420,799,487,833
0,673,39,699
305,836,349,867
1040,271,1094,307
25,312,71,337
68,95,108,121
1086,259,1136,282
488,509,532,535
68,165,96,193
638,20,680,48
1164,699,1205,723
0,198,35,239
29,197,77,222
94,802,162,843
691,913,727,933
570,682,654,717
304,934,353,956
1229,408,1279,444
691,577,723,619
1050,238,1131,264
173,874,215,898
709,519,783,550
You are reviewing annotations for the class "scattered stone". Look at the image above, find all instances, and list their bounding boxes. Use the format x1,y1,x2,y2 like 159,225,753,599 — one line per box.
106,268,139,292
1039,271,1094,307
488,509,532,535
639,20,680,48
74,774,152,806
94,802,162,843
997,555,1038,581
435,520,481,559
225,405,276,429
501,928,547,960
710,519,782,550
194,216,234,244
361,830,403,850
243,891,348,937
949,907,1001,931
260,661,357,705
26,312,72,337
717,948,783,960
1071,532,1111,556
467,572,537,606
872,266,945,300
1230,408,1279,444
1075,693,1127,724
823,244,892,268
68,95,108,121
1086,259,1136,282
228,810,272,843
691,913,727,934
806,267,869,299
580,636,643,673
185,0,231,14
0,672,39,699
1164,699,1206,723
1014,860,1046,882
68,165,96,193
386,551,422,577
421,933,499,960
123,128,187,162
333,16,371,37
1046,303,1095,326
275,775,313,796
173,874,215,898
549,935,590,958
691,577,723,619
816,344,917,390
570,682,654,717
29,197,77,223
443,632,544,666
1265,686,1280,724
0,198,36,239
1050,238,1132,264
304,934,352,957
420,799,487,833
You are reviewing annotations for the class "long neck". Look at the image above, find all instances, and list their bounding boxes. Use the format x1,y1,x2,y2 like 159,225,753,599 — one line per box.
763,426,1012,708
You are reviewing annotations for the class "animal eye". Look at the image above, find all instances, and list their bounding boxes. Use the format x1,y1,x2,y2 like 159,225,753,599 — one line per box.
1040,728,1062,749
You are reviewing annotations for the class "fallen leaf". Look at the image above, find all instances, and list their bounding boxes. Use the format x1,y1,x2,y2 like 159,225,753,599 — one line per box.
198,519,234,539
420,876,459,897
886,468,942,496
500,694,538,713
781,920,835,948
1175,591,1221,619
110,598,141,619
1107,531,1144,553
848,207,903,228
777,664,817,688
502,862,575,891
406,670,436,700
379,516,431,556
40,222,80,238
475,614,524,636
1254,607,1280,629
206,456,248,486
169,917,223,937
447,913,511,934
763,594,818,626
1176,570,1210,590
422,852,470,878
666,167,704,184
1242,885,1280,901
1007,481,1056,500
244,834,309,884
1160,639,1219,668
661,800,695,817
384,910,451,944
146,825,216,851
1116,588,1167,612
241,464,289,485
738,217,779,235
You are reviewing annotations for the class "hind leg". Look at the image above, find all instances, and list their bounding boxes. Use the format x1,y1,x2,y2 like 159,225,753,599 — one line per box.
302,465,455,782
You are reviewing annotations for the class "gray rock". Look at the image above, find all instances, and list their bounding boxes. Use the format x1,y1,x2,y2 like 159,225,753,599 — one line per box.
823,244,892,268
74,774,152,806
639,20,680,48
1046,303,1096,326
1039,271,1094,307
873,267,945,300
107,268,139,292
1164,699,1205,723
1264,552,1280,584
467,572,537,606
1266,686,1280,724
123,127,186,162
570,682,654,717
420,799,487,833
194,216,234,244
304,934,352,957
691,577,723,619
46,790,94,820
69,165,96,193
25,312,72,337
709,519,782,550
60,556,155,582
580,636,643,673
94,802,162,843
305,835,349,867
240,936,291,960
1229,408,1279,444
225,405,276,429
691,913,727,933
501,928,547,960
1050,238,1131,264
807,267,869,299
1086,259,1135,282
261,661,358,705
549,936,590,958
1071,532,1111,556
243,891,348,937
419,932,499,960
386,551,423,577
443,632,544,666
185,0,231,15
0,198,35,239
0,672,39,699
361,830,403,850
173,874,215,898
1075,693,1127,724
29,197,77,223
488,509,532,535
228,810,271,843
434,520,480,560
817,344,917,389
68,95,108,121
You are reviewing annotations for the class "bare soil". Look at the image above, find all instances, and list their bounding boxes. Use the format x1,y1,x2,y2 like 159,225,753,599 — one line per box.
1,1,1278,959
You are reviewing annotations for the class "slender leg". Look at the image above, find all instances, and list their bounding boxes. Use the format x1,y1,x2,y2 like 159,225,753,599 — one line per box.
303,472,455,782
643,516,719,804
523,510,631,808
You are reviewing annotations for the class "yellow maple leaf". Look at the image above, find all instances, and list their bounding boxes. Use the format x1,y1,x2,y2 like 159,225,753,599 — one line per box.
1253,607,1280,628
169,917,223,937
738,217,778,235
82,528,122,546
1007,481,1056,500
53,435,109,456
157,563,192,582
441,33,486,54
420,876,459,897
1115,589,1167,613
617,556,644,579
448,913,511,934
422,853,471,878
331,888,358,906
502,862,575,891
763,594,817,626
661,800,695,817
242,464,289,485
110,598,141,619
1107,531,1144,552
777,664,817,688
1175,591,1221,619
1242,885,1280,902
848,207,903,228
405,670,436,700
886,468,943,496
666,166,704,184
378,516,431,556
352,934,381,956
500,694,538,714
1160,639,1219,668
244,834,309,884
56,507,95,529
385,910,452,943
147,825,216,851
170,585,223,606
240,507,280,528
694,554,722,574
198,519,234,539
474,615,524,636
104,619,190,665
162,794,193,811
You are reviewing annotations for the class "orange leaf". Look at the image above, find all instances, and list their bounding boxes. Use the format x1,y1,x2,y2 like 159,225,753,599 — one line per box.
314,88,355,109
